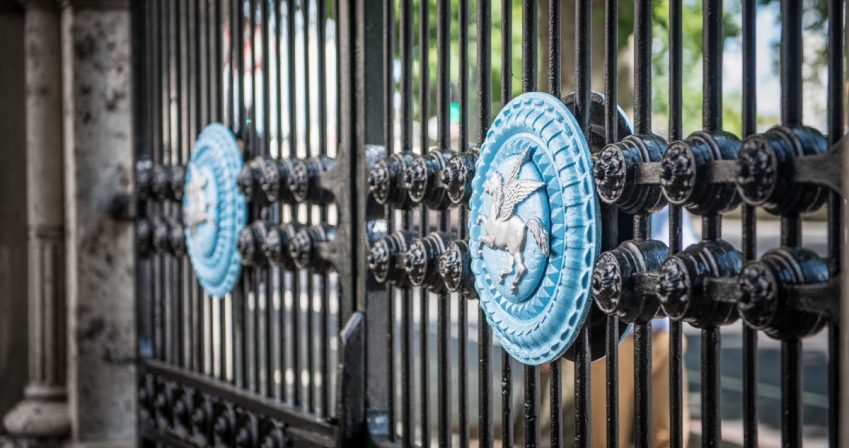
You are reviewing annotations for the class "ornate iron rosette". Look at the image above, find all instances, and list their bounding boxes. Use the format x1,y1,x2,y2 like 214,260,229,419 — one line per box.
469,92,600,365
182,124,247,297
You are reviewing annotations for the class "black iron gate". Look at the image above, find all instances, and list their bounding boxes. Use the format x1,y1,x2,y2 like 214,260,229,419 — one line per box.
132,0,848,447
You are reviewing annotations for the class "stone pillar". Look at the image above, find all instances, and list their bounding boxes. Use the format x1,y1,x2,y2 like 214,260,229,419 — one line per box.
0,1,29,434
2,0,71,443
61,0,135,445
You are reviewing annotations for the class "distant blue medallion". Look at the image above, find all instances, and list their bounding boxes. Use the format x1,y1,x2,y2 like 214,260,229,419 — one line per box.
469,92,601,365
183,123,247,298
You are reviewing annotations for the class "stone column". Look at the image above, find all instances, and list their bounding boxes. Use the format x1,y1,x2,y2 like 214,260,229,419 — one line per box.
0,1,29,432
2,0,71,443
61,0,135,445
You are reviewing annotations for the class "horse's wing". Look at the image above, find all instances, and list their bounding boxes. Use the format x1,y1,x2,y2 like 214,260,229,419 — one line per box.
497,180,544,220
505,146,531,187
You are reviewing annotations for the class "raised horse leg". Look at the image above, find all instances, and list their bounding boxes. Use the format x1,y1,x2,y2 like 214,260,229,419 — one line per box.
498,262,513,283
511,251,526,293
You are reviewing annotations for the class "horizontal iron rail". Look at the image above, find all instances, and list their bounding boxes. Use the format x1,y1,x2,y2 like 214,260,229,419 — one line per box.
140,359,337,444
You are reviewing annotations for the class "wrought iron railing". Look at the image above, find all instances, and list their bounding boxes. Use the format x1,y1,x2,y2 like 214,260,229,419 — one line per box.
133,0,847,447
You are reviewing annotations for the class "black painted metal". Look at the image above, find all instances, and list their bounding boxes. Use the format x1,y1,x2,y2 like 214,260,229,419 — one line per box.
133,1,845,447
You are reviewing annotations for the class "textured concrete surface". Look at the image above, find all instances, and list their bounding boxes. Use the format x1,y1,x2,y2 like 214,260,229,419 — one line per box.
62,4,135,444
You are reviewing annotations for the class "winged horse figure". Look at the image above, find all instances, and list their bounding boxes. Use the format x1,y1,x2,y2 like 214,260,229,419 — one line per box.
477,146,549,293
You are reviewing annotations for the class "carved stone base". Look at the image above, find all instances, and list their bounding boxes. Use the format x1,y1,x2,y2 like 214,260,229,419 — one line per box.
2,394,69,442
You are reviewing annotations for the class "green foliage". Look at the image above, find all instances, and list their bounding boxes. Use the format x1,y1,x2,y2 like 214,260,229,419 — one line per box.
392,0,828,140
639,0,744,137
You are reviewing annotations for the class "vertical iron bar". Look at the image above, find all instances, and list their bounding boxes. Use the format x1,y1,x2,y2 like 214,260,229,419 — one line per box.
262,0,276,399
780,0,802,127
701,3,723,445
214,0,223,122
477,0,493,445
603,0,619,447
437,0,451,445
522,2,539,446
633,0,651,135
398,0,413,442
192,0,203,374
703,0,722,132
633,2,653,447
702,326,721,448
826,0,844,446
458,0,469,443
522,0,537,93
420,0,431,442
383,0,396,437
286,0,302,407
575,1,591,447
524,365,540,447
780,1,803,445
301,0,316,413
548,2,561,446
457,0,470,442
503,350,513,446
151,0,162,363
163,0,173,365
317,0,330,417
741,1,758,446
634,321,653,448
500,1,513,445
249,0,262,395
527,2,541,446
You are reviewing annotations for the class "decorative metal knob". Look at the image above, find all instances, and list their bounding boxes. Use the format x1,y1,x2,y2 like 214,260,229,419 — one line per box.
234,410,258,447
152,218,185,257
736,125,829,215
151,164,185,202
238,220,270,266
238,156,268,204
403,149,452,209
189,395,212,447
737,247,828,339
594,135,668,214
403,232,454,293
264,222,303,269
136,218,153,257
138,376,155,428
169,222,186,257
288,156,335,204
660,131,741,215
258,420,286,448
289,225,336,272
591,239,668,324
440,151,478,206
259,157,297,204
438,240,477,298
368,152,415,208
212,401,236,446
171,387,193,439
136,160,154,200
153,378,174,430
368,231,416,286
657,240,742,328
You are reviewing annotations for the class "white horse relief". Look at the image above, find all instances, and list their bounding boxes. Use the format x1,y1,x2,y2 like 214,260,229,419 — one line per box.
477,147,550,293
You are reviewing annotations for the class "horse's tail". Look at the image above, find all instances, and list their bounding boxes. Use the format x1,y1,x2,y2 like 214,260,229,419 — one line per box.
526,218,549,256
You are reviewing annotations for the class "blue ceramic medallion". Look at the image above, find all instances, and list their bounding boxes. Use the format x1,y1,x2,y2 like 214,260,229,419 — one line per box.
183,123,247,298
469,92,601,365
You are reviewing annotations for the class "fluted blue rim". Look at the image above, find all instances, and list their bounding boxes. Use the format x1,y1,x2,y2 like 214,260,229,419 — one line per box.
183,123,247,298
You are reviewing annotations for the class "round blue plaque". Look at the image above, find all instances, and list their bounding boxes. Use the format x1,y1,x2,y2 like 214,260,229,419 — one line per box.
183,123,247,298
469,92,601,365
